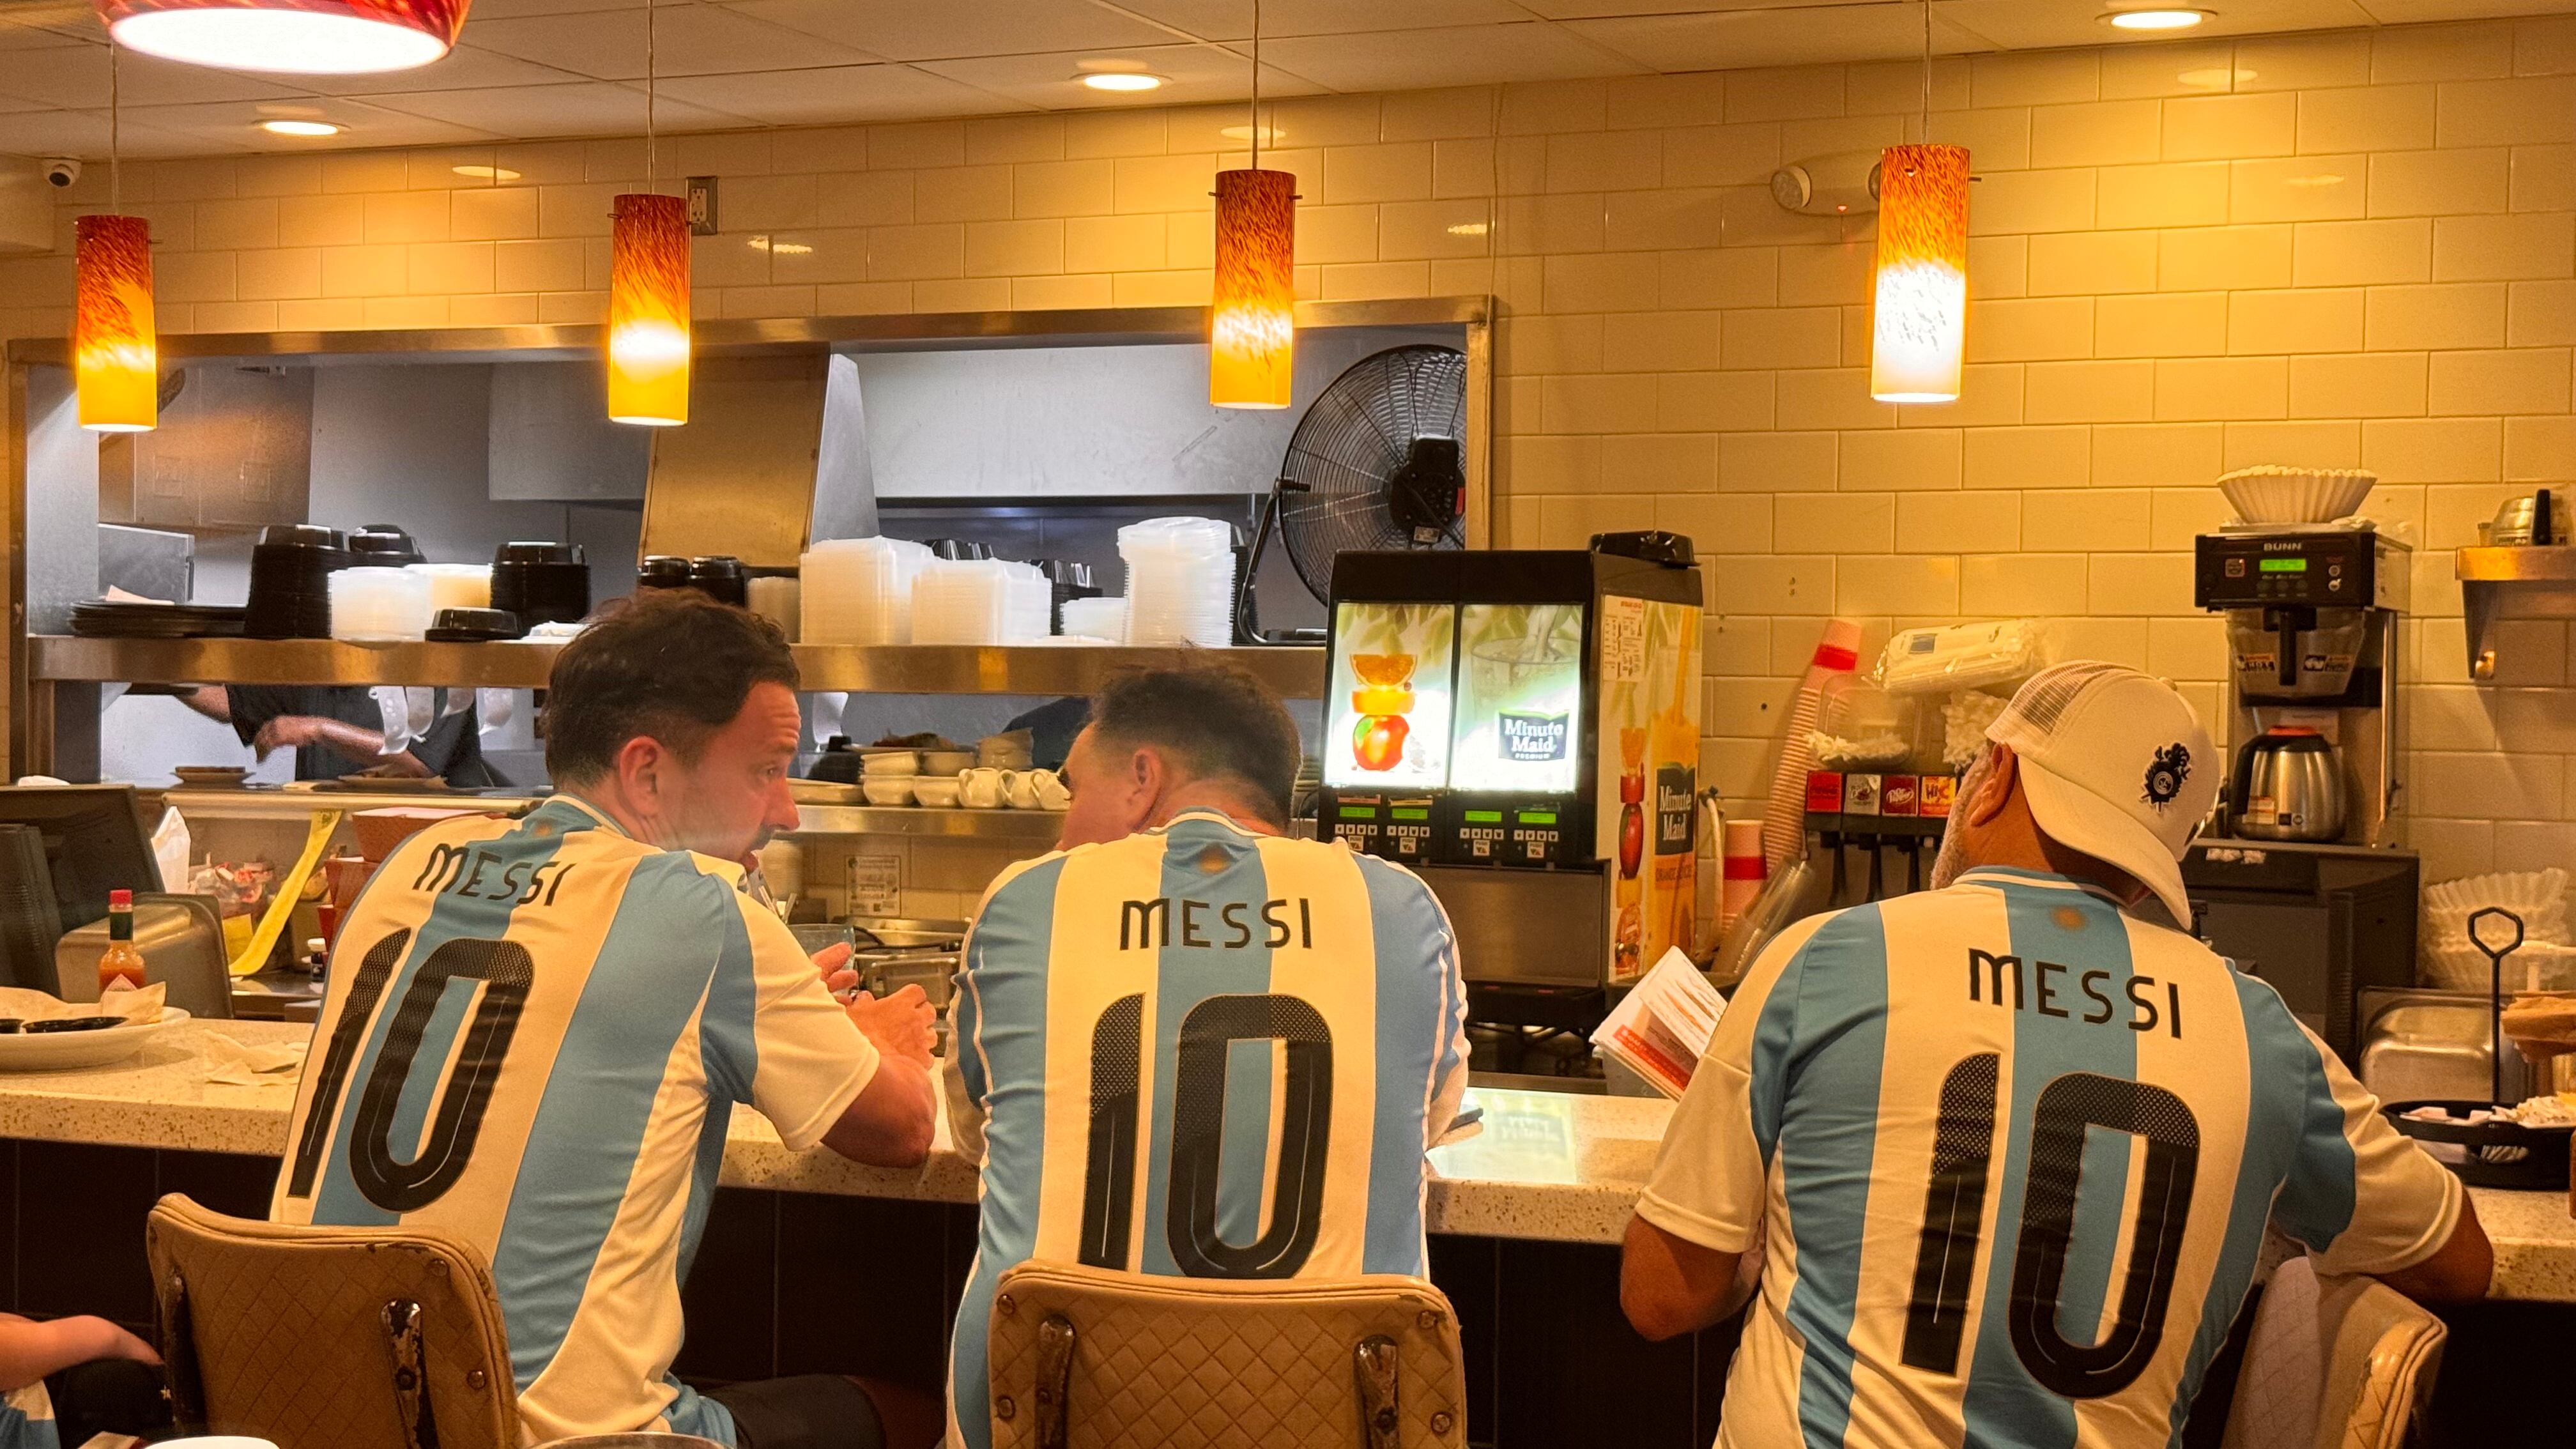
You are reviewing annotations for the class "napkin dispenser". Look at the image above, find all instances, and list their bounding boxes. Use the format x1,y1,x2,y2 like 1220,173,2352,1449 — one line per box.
54,894,232,1019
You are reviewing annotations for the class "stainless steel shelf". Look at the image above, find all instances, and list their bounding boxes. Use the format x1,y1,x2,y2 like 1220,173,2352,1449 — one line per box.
28,636,1325,697
156,786,1062,841
2456,547,2576,681
786,806,1063,841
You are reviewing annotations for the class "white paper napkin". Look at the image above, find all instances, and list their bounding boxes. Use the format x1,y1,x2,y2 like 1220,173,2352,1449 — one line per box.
198,1031,306,1086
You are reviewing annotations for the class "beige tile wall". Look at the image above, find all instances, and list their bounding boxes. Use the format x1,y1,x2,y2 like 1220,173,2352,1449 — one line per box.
12,15,2576,885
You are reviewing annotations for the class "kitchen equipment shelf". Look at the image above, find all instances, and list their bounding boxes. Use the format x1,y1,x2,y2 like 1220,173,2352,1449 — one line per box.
26,636,1325,696
2456,546,2576,682
155,785,1065,843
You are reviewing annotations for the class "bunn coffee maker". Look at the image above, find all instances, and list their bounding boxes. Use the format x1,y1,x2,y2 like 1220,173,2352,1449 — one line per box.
2192,523,2409,846
1317,533,1703,1030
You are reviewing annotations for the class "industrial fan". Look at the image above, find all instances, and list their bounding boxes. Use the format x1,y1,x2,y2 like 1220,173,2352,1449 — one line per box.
1236,343,1469,644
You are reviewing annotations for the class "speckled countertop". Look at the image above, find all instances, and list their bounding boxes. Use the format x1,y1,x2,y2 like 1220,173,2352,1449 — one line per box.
5,1023,2570,1299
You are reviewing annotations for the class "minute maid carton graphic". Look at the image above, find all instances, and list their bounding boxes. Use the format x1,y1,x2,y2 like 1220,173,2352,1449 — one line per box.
1597,595,1703,983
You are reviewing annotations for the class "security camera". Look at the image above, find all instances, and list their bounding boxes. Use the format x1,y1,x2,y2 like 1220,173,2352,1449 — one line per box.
42,159,80,189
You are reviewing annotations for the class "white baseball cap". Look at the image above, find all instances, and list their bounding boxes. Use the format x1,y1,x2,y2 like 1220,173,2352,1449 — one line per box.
1983,662,2216,925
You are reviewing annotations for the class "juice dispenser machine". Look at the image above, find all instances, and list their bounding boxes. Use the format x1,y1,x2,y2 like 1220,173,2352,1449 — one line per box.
1317,533,1703,1024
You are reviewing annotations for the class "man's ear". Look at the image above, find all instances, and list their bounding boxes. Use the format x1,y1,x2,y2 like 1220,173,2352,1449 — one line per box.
615,735,666,808
1967,744,2019,827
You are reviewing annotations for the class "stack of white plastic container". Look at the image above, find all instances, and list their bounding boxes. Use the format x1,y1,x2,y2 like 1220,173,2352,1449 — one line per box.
801,537,931,644
911,558,1052,645
329,567,436,642
1059,595,1127,643
1119,518,1235,647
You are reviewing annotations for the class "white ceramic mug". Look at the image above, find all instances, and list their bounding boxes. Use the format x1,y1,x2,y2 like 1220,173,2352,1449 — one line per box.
959,767,1008,809
1003,770,1041,809
1027,768,1071,811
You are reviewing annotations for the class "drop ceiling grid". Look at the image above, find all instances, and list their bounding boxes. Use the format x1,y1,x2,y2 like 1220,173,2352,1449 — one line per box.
0,0,2570,155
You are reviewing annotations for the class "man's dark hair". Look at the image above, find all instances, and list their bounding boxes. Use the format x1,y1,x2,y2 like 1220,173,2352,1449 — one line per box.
544,591,800,783
1091,666,1302,825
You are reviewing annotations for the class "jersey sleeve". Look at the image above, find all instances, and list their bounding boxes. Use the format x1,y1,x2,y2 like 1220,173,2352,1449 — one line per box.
1632,916,1823,1254
2272,1018,2462,1278
1421,885,1473,1151
719,889,881,1153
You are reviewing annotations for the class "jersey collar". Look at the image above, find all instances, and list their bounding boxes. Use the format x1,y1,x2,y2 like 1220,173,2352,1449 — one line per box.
1154,806,1268,838
1951,865,2130,909
539,792,625,836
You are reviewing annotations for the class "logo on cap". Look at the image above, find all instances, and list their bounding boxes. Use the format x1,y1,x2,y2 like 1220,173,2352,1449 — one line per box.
2143,743,2191,809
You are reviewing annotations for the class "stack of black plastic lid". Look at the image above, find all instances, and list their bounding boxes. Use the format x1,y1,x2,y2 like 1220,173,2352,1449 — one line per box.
348,524,425,568
246,524,352,639
70,601,246,638
688,555,747,606
425,608,523,642
637,555,692,592
491,542,589,630
1031,558,1100,633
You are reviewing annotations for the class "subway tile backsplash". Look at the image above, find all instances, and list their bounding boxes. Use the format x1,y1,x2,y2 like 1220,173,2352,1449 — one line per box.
10,16,2576,890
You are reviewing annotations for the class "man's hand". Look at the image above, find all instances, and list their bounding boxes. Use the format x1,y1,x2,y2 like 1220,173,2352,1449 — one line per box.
847,983,935,1067
252,714,325,758
809,941,857,995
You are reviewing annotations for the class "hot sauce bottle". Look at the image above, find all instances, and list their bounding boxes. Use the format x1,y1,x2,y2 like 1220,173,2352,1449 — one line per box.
98,889,147,993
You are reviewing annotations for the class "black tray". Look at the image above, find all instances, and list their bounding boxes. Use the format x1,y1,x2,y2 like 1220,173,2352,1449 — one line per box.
2386,1098,2573,1189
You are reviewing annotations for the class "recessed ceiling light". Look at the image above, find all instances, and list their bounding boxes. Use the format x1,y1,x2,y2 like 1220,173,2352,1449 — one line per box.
257,119,343,137
2103,8,2212,29
451,164,523,181
1081,71,1164,92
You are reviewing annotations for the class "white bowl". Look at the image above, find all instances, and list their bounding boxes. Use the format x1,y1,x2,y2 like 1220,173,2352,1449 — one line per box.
861,778,916,806
910,777,962,808
859,750,920,778
2217,466,2377,525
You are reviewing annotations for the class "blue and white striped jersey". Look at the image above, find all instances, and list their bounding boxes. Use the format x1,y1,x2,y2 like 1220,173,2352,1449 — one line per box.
0,1384,55,1449
942,809,1472,1449
1640,867,2461,1449
275,796,881,1447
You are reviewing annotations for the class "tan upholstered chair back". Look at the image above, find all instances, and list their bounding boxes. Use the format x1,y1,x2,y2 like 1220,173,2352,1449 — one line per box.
2221,1255,2448,1449
144,1193,518,1449
984,1262,1468,1449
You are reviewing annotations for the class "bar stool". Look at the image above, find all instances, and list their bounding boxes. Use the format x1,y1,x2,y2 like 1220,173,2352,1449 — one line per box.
2220,1255,2447,1449
144,1193,518,1449
984,1262,1468,1449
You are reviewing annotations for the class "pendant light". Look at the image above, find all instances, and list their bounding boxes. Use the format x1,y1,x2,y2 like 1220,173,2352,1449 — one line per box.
76,43,155,434
1869,1,1970,404
608,0,688,427
1208,0,1295,410
93,0,470,75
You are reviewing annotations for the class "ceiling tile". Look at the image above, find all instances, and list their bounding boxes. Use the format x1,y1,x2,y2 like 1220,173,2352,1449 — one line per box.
0,45,300,108
125,97,498,149
911,43,1325,111
360,80,751,137
0,21,96,50
464,0,639,15
655,63,1032,125
1519,0,1857,17
2357,0,2576,19
1935,0,2376,50
1112,0,1542,42
463,4,882,81
1250,20,1646,91
721,0,1180,62
1568,5,1991,73
0,109,212,158
303,43,600,96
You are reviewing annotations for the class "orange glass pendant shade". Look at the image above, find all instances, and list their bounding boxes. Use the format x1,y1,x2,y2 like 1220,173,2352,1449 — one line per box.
94,0,469,74
75,214,156,434
1869,142,1972,404
608,192,690,427
1210,167,1296,410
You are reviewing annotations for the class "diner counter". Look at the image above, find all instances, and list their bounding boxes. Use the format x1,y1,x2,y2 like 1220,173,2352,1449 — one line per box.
8,1022,2570,1299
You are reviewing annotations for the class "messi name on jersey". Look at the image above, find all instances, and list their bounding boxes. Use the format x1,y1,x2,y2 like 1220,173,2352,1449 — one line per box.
1119,894,1315,951
1967,946,2184,1039
411,842,578,906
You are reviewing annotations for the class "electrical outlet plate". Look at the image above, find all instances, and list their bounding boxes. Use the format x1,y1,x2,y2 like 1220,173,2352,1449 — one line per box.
686,175,719,236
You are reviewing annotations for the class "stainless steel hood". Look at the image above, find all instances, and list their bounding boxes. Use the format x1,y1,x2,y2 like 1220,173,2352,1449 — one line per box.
636,352,829,568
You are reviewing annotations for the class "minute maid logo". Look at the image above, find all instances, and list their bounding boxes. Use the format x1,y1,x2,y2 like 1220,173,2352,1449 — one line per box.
1499,711,1569,763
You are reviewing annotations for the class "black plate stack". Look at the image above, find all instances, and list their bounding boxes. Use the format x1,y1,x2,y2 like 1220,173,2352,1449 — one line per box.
491,542,589,631
425,608,523,643
246,524,352,639
70,601,247,639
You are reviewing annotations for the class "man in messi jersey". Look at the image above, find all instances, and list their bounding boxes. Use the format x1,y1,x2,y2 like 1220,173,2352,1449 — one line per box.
276,594,940,1449
1623,663,2489,1449
942,667,1471,1449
